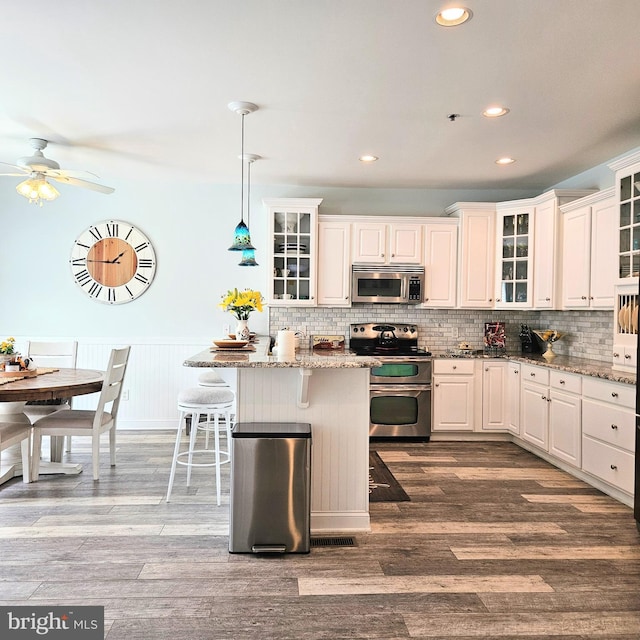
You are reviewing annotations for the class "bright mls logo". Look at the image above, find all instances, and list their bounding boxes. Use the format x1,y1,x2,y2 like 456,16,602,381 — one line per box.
0,607,103,639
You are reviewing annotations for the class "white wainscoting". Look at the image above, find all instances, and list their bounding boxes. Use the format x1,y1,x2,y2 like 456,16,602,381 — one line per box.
13,336,236,429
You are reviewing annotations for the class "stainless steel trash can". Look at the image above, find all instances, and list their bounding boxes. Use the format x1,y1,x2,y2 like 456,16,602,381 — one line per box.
229,422,311,554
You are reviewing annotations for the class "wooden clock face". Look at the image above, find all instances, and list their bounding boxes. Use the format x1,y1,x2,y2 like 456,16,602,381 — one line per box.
70,220,156,304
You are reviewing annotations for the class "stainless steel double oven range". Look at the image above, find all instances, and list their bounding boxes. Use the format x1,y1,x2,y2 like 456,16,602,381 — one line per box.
349,323,432,441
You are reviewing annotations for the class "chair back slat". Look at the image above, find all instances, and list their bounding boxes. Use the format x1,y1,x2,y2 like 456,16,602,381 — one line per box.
26,341,78,369
94,347,131,426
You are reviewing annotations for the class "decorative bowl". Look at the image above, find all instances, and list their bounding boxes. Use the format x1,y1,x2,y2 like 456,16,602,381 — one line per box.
213,340,248,349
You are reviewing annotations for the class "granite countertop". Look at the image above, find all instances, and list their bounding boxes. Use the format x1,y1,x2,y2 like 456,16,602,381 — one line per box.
435,351,636,386
184,341,381,369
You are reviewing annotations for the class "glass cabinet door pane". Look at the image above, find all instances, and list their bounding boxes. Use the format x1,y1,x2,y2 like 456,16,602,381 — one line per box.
503,215,515,236
634,173,640,196
634,200,640,224
503,237,514,258
299,213,311,234
502,282,514,303
502,261,514,280
515,282,527,302
516,213,529,235
621,176,632,202
515,261,528,280
620,202,631,227
620,228,631,253
633,227,640,253
515,237,528,257
620,254,631,279
633,254,640,278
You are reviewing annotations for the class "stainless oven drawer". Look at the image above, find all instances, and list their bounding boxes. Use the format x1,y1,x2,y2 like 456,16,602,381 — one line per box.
369,384,431,439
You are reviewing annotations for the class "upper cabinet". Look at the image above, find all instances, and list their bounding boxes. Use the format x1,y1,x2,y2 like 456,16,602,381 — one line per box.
317,216,351,306
423,221,458,308
445,203,496,308
494,204,533,308
352,221,422,264
561,188,617,309
264,197,322,306
608,150,640,282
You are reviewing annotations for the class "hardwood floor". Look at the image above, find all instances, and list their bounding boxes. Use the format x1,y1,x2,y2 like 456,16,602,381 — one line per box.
1,432,639,639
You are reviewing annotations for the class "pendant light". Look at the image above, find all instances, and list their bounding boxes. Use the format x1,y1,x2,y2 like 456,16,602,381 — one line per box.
239,154,260,266
228,101,258,252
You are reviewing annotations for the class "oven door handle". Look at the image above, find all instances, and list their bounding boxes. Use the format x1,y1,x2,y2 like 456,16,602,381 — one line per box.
371,385,431,393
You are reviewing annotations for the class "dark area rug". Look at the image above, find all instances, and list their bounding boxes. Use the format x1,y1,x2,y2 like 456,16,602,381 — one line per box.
369,451,410,502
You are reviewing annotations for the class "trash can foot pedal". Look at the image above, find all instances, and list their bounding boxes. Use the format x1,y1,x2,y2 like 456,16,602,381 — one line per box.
251,544,287,553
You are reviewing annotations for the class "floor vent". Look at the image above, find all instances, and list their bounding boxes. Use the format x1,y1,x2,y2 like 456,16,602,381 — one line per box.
310,536,356,547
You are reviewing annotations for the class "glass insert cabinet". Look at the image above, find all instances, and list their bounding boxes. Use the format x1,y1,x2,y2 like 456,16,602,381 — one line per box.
618,170,640,279
264,198,322,305
495,206,533,308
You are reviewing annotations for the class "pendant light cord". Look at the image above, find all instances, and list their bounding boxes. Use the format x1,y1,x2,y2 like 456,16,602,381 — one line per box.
246,158,251,228
240,113,245,223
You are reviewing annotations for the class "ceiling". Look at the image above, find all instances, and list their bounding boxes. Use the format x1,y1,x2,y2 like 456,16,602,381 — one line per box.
1,0,640,194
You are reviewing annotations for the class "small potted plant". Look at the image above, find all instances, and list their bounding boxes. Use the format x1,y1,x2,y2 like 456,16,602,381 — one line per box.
0,337,17,371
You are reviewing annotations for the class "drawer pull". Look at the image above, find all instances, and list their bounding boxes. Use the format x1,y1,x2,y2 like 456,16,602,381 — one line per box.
611,424,618,430
541,395,547,401
611,392,618,398
559,379,565,384
530,372,536,377
610,464,618,471
452,365,457,370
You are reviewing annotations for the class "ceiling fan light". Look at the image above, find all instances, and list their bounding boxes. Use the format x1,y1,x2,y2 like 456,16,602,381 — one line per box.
16,176,59,205
228,220,255,251
483,106,510,118
238,248,259,266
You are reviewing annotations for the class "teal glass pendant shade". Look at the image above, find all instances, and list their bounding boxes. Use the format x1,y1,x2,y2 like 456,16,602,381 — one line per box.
238,248,258,266
228,220,255,251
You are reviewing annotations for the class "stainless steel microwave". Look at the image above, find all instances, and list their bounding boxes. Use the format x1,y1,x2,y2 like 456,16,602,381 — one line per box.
351,264,425,304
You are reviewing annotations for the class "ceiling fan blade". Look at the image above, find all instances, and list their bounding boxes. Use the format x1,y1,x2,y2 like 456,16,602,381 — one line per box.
46,168,102,180
0,172,28,177
49,175,115,194
0,161,28,173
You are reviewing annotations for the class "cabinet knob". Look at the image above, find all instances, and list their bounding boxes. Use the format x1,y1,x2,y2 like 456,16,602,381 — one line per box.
485,367,489,371
530,372,536,377
559,379,565,384
541,395,547,400
452,365,457,370
589,296,594,300
611,392,618,398
624,354,631,359
581,296,587,300
514,370,519,374
345,296,349,300
613,352,620,358
611,424,618,430
610,464,618,470
435,383,440,387
381,253,385,258
391,253,395,257
545,297,550,301
495,298,501,302
547,397,551,403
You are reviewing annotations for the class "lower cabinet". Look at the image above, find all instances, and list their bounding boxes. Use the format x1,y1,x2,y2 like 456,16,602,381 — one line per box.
520,364,550,450
581,377,635,494
548,371,582,468
482,361,508,431
432,359,475,432
507,362,521,435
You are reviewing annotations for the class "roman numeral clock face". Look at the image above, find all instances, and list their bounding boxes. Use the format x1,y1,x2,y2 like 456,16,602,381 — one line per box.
70,220,156,304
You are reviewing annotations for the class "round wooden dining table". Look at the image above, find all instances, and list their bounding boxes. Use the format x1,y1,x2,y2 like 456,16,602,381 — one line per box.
0,368,104,485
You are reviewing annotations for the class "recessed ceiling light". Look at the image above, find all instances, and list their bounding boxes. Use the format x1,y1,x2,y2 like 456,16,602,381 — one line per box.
435,7,472,26
359,155,379,163
483,106,510,118
495,157,516,165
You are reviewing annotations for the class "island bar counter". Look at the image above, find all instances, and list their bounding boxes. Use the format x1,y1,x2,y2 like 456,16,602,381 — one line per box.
184,343,381,534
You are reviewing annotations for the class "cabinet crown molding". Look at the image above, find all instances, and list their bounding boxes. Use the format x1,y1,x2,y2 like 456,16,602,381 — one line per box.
319,214,455,225
495,189,597,210
559,187,616,213
262,197,323,207
445,202,496,215
608,149,640,172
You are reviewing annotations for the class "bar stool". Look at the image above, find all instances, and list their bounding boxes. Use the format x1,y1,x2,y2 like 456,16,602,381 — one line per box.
197,371,228,387
166,386,235,505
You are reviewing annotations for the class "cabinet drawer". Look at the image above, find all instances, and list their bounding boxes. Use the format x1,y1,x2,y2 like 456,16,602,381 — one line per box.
521,364,549,386
549,370,581,394
582,377,635,409
581,435,635,494
582,398,635,452
433,359,474,375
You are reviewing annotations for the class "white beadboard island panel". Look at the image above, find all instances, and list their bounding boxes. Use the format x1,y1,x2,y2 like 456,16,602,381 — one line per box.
236,366,371,535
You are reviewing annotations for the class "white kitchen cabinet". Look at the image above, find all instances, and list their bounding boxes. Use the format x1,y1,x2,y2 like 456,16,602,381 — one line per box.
352,221,422,264
317,217,351,306
507,361,521,435
481,360,508,431
532,196,557,309
548,371,582,468
494,204,533,308
264,197,322,306
432,359,475,432
608,150,640,281
561,188,617,309
445,203,496,308
423,221,457,308
581,376,635,495
520,364,550,450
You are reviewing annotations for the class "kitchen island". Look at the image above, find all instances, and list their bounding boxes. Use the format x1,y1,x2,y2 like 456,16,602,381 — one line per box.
184,342,380,534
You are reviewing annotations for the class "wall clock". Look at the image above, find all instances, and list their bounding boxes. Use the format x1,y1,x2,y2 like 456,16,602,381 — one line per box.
70,220,156,304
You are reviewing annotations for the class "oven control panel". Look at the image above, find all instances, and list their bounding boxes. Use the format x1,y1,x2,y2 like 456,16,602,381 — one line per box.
350,323,418,340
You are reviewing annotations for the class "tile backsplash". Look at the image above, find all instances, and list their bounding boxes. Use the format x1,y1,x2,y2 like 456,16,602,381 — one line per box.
269,305,613,362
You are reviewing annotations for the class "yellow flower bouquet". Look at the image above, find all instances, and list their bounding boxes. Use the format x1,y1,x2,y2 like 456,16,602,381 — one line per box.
219,288,264,320
0,337,16,355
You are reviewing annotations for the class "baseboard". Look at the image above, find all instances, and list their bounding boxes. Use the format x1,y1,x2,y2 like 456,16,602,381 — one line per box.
310,510,371,535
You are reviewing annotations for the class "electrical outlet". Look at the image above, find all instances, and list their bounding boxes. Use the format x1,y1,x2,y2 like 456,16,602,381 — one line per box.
223,323,230,335
122,390,129,401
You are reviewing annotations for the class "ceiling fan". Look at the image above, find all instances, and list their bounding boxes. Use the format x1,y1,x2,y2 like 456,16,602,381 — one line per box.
0,138,114,205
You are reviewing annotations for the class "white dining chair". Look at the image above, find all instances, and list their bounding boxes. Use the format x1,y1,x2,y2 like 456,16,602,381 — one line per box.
24,340,78,458
31,346,131,482
0,422,32,484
